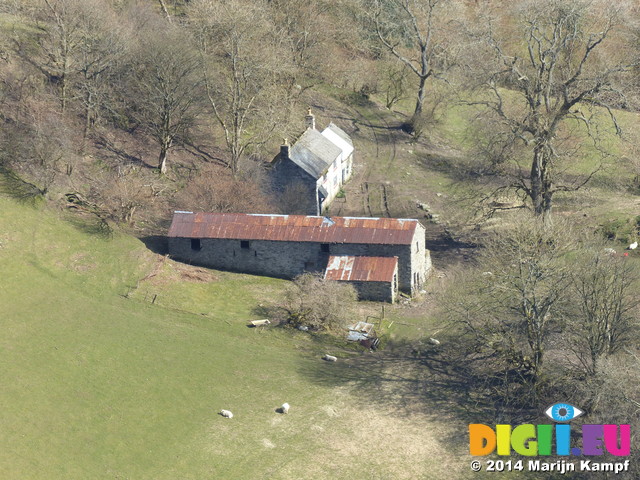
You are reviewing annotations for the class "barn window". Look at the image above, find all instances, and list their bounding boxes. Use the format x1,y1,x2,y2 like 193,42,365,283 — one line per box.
321,243,330,253
190,239,201,251
240,240,250,249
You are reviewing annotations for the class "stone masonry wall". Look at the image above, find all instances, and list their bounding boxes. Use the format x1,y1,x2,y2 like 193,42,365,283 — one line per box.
169,223,431,295
348,280,395,303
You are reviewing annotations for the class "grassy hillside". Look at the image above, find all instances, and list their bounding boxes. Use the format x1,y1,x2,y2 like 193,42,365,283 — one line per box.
0,198,472,480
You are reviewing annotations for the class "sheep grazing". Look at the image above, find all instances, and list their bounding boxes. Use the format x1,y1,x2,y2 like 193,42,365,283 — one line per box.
429,338,441,346
629,241,638,250
220,409,234,418
323,354,337,362
281,403,290,414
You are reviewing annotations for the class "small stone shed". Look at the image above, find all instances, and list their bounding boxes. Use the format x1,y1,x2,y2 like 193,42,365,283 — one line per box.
324,255,398,303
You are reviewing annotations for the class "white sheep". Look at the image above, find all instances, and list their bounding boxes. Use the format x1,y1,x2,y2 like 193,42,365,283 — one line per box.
281,403,290,414
220,409,234,418
429,338,441,346
323,354,337,362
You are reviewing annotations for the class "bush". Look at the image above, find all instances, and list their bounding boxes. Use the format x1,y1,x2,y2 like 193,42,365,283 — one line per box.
282,273,357,332
598,217,637,244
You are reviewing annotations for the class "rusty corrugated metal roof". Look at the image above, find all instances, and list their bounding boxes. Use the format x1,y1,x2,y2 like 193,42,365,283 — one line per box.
324,255,398,282
168,212,418,245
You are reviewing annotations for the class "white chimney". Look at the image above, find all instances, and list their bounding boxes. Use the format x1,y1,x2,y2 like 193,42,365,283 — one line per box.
280,138,289,160
305,107,316,130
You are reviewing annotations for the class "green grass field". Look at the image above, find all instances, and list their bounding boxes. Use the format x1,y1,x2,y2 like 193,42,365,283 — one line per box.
0,198,470,479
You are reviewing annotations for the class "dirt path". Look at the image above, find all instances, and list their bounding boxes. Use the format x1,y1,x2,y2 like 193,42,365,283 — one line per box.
334,102,478,269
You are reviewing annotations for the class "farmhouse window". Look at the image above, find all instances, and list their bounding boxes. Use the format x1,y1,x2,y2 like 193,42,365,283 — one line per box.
321,243,330,253
191,239,201,251
240,240,250,249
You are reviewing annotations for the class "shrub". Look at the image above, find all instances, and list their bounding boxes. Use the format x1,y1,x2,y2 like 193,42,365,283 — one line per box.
282,273,357,332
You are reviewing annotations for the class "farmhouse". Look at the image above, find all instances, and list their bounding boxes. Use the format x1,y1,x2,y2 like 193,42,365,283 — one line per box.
270,109,354,215
168,211,431,296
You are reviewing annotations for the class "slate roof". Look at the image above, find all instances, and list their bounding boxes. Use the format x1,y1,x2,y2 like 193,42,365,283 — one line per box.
324,255,398,282
321,123,354,158
289,128,342,178
168,212,419,245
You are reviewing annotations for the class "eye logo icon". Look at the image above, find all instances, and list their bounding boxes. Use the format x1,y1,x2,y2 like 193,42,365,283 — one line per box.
544,403,583,422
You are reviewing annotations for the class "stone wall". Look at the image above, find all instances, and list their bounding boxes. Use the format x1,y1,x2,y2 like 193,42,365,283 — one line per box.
169,237,330,279
270,158,317,215
409,222,431,294
349,280,394,303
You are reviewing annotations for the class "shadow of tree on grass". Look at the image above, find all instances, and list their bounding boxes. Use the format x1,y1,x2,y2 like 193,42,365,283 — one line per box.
295,333,555,467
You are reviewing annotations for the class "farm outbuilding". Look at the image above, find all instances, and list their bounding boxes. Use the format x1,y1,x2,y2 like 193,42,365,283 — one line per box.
168,212,431,295
270,109,354,215
324,255,398,303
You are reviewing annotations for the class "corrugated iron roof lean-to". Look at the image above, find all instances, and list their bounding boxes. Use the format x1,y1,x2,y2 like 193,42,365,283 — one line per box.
324,255,398,283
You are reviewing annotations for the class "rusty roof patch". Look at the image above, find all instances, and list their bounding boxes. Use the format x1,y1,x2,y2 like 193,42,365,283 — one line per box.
168,212,419,245
324,255,398,283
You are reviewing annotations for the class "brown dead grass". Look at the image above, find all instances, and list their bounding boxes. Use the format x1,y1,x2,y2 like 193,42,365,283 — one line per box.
262,385,468,480
137,255,219,287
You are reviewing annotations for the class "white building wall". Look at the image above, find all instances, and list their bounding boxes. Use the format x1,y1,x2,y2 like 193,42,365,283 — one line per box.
318,158,343,211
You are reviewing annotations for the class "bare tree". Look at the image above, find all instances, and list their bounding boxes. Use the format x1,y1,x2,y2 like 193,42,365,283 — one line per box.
13,0,89,113
125,22,203,174
173,163,277,214
189,0,293,175
0,107,75,197
282,273,358,331
467,0,638,219
72,3,127,145
268,0,334,102
370,0,457,135
381,60,410,110
569,251,639,375
445,216,575,389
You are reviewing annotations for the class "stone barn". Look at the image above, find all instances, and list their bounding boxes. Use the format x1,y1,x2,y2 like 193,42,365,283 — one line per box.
270,109,354,215
168,212,431,295
324,255,398,303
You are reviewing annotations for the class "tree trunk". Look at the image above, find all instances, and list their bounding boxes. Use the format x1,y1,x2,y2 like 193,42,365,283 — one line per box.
82,91,93,154
158,146,168,174
530,146,544,216
530,143,556,218
60,74,67,113
409,74,427,134
542,186,553,221
157,0,172,23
